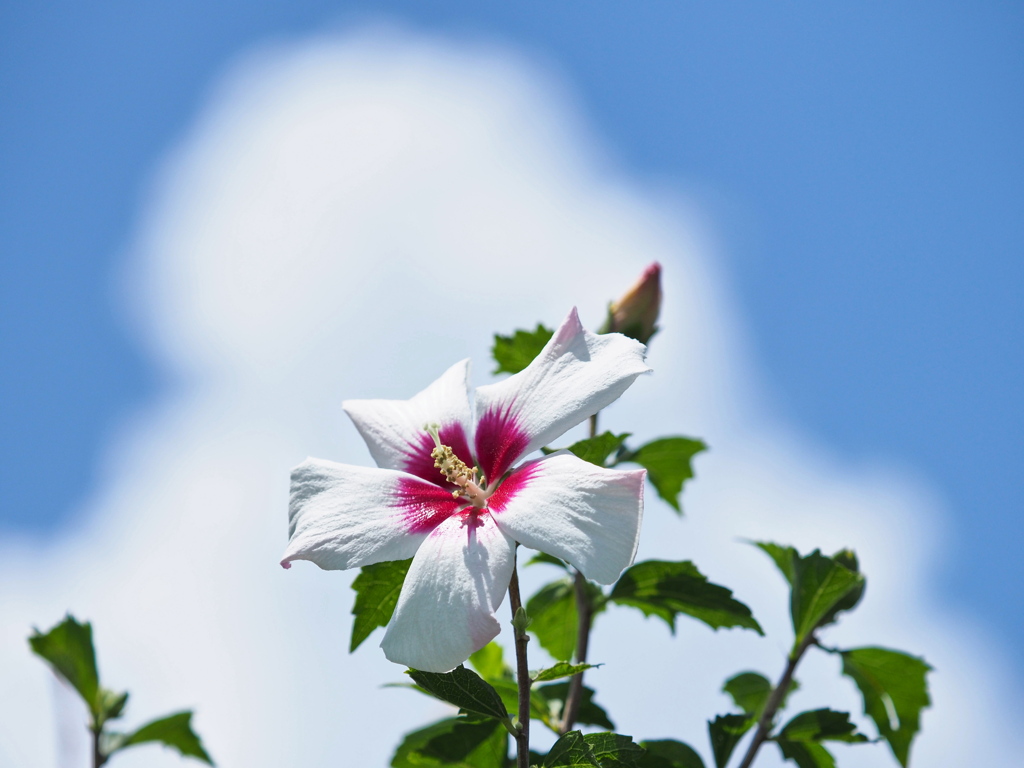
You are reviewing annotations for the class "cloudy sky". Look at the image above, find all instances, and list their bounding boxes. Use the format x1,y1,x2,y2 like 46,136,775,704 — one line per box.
2,4,1022,768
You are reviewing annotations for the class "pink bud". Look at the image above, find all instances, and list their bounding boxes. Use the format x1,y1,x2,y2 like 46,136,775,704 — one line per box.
602,262,662,344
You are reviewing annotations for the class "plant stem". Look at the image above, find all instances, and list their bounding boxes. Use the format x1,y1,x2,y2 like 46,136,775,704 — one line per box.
91,726,105,768
734,632,817,768
508,561,531,768
560,411,599,734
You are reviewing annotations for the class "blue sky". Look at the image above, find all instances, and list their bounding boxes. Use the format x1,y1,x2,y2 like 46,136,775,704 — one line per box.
2,0,1021,682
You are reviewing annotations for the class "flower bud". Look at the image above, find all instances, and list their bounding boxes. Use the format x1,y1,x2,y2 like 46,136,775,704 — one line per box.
601,262,662,344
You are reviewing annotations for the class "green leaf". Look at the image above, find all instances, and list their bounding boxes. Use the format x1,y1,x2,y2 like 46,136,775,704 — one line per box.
707,714,753,768
840,647,932,766
527,552,570,570
637,740,706,768
610,560,762,635
621,437,706,513
534,682,615,730
546,432,631,467
469,642,511,681
752,542,798,585
97,688,130,723
789,550,864,645
778,709,867,743
407,666,510,722
492,324,554,375
775,740,835,768
584,732,644,767
28,615,101,719
722,672,772,718
533,662,595,683
350,558,412,652
544,730,601,767
526,578,579,661
391,716,507,768
119,711,213,765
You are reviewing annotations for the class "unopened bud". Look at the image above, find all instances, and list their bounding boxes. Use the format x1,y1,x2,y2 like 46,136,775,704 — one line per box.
511,606,532,637
600,262,662,344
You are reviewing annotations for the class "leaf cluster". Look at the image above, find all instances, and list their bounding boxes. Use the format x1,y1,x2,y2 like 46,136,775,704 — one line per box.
29,615,213,766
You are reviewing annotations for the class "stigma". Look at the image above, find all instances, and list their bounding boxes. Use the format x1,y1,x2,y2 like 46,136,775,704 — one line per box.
425,424,488,506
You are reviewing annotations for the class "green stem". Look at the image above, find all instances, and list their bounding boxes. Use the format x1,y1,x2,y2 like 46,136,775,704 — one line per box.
508,561,531,768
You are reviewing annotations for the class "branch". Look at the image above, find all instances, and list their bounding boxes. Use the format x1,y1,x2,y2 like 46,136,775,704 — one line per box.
508,561,531,768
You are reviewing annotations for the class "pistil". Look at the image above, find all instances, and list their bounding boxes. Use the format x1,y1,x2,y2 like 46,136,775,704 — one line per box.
425,424,488,506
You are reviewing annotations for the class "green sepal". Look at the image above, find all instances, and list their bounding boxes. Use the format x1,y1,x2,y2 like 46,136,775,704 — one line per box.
544,432,631,467
28,615,101,720
543,730,600,767
707,714,753,768
840,646,932,766
777,709,867,743
637,740,706,768
113,711,213,765
407,666,510,723
526,578,579,661
350,558,412,652
774,740,835,768
610,560,762,635
492,324,553,375
620,437,706,513
532,662,596,683
390,716,507,768
469,642,512,681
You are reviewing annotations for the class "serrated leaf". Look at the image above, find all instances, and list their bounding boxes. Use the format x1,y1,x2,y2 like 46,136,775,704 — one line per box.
350,558,412,652
778,709,867,743
469,642,511,681
408,666,510,722
610,560,762,635
535,682,615,730
546,432,631,467
637,740,706,768
492,324,553,375
707,714,753,768
584,732,644,767
391,716,507,768
841,647,932,766
29,615,102,719
752,542,798,585
790,551,864,644
527,579,579,661
544,730,601,767
119,711,213,764
532,662,595,683
722,672,772,717
621,437,706,513
775,740,835,768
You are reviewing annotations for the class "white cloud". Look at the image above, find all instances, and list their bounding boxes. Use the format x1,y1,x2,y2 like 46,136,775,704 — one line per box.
1,26,1018,768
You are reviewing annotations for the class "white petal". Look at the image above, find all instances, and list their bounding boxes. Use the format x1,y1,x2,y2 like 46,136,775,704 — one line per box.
344,359,475,484
488,452,645,584
381,512,516,672
473,308,650,481
282,458,466,570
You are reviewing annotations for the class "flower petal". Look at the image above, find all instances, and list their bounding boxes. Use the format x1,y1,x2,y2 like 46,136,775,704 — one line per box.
344,359,475,485
473,308,650,481
488,452,645,584
381,512,516,672
282,458,466,570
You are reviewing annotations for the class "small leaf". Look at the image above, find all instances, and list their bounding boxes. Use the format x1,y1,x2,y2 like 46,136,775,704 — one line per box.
621,437,706,513
527,579,579,661
722,672,772,718
492,324,553,375
544,730,601,767
841,647,932,766
546,432,631,467
610,560,762,635
28,615,101,719
584,732,645,767
469,642,511,681
527,552,570,570
775,740,835,768
535,682,615,730
391,716,507,768
533,662,595,683
707,714,753,768
752,542,799,585
637,740,706,768
97,688,130,722
119,711,213,764
407,666,510,722
350,558,412,652
778,709,867,743
790,551,864,645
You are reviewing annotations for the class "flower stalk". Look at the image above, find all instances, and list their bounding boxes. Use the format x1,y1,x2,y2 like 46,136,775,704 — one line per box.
508,560,531,768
